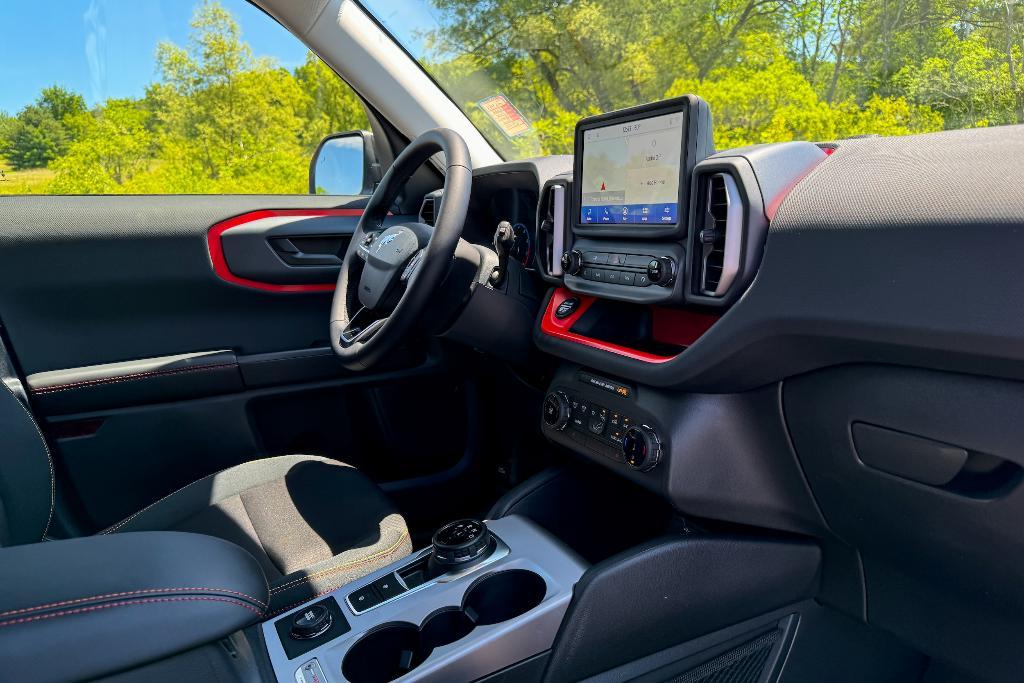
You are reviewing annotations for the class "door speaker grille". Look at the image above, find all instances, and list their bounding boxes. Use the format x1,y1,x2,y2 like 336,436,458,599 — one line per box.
667,629,780,683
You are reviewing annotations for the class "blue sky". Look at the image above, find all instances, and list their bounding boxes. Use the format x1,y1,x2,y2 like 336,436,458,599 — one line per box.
0,0,309,115
360,0,437,59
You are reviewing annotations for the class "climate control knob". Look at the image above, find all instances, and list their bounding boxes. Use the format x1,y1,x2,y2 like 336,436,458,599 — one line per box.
647,257,676,287
561,250,583,276
543,392,571,430
622,425,662,471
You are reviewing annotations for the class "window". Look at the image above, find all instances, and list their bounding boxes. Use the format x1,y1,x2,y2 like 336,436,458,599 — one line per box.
0,0,369,194
361,0,1024,159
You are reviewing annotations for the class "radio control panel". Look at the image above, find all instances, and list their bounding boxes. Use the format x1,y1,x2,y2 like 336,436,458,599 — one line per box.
564,249,676,288
561,238,685,304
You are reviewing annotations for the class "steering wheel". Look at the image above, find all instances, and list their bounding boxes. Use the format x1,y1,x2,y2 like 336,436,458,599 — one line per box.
330,128,472,370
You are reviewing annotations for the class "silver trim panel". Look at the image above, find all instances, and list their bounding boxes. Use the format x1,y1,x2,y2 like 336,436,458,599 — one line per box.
551,185,566,276
263,515,587,682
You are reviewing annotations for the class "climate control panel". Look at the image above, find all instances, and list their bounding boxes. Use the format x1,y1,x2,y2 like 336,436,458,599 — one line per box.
543,388,661,471
562,249,676,288
559,238,685,304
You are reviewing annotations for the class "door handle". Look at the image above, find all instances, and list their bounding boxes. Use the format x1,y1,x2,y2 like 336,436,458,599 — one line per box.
270,237,346,266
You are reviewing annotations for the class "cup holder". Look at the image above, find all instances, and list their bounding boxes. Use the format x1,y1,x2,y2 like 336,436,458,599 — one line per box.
341,570,547,683
420,607,475,652
464,568,547,625
341,623,424,683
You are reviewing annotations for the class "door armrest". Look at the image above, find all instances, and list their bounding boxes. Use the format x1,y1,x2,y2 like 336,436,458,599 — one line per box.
0,531,268,682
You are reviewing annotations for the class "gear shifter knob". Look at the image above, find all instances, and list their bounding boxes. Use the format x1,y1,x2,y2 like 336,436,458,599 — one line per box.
430,519,494,571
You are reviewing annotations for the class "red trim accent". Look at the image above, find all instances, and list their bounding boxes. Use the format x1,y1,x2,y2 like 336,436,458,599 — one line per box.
207,209,364,293
541,287,719,364
651,307,720,347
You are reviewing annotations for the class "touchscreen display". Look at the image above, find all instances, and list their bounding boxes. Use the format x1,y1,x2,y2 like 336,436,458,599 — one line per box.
579,111,685,225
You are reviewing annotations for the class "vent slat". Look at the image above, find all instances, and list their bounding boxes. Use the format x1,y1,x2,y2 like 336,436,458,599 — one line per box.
700,173,731,294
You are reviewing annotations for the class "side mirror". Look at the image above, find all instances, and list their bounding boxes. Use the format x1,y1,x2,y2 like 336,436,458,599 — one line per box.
309,130,381,196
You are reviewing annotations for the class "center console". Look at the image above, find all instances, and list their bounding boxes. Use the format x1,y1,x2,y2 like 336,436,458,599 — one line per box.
262,515,586,683
534,95,750,371
535,94,826,379
559,96,711,307
530,96,835,532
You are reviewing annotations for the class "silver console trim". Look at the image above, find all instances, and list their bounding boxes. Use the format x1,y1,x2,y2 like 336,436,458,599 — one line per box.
294,658,326,683
262,515,588,683
345,536,511,615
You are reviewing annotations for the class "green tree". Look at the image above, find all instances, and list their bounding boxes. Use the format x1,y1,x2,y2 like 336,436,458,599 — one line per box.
49,99,154,193
0,112,15,157
294,53,370,149
1,86,89,170
36,86,88,130
425,0,1002,151
4,106,69,170
145,1,307,192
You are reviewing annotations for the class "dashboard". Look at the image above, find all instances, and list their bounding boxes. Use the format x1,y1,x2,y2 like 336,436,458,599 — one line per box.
460,172,539,268
436,94,1024,681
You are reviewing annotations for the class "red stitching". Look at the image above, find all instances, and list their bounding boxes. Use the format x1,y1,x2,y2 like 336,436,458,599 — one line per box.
0,587,268,619
31,363,236,395
0,596,263,628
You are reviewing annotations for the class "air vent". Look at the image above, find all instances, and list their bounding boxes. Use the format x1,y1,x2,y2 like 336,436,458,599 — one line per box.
419,194,437,226
538,182,567,276
698,173,742,296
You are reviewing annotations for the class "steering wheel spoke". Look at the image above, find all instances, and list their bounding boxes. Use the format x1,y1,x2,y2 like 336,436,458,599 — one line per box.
400,248,426,283
339,308,389,346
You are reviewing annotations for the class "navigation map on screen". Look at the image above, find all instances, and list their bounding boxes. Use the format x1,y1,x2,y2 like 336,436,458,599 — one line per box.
579,111,684,225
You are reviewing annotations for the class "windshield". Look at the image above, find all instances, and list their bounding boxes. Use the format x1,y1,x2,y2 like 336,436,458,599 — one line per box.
360,0,1024,159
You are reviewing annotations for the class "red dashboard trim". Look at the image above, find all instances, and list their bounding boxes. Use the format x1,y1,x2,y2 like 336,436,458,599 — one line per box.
541,287,719,364
207,208,363,293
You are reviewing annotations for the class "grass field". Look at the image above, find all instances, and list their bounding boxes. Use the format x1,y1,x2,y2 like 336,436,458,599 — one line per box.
0,158,54,194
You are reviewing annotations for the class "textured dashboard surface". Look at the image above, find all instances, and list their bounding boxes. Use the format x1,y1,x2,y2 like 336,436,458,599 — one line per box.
772,124,1024,231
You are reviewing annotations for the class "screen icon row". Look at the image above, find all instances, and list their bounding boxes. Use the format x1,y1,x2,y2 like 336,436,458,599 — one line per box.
581,202,677,225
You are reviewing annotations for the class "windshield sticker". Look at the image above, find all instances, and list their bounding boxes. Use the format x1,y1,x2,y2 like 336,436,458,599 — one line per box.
477,94,532,139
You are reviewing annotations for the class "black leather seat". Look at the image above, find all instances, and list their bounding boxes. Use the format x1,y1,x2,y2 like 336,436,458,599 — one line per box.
0,382,412,614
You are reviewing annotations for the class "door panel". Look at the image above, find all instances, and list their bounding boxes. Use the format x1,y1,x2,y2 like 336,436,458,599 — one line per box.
0,195,369,374
25,350,242,415
211,209,365,290
0,194,471,536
